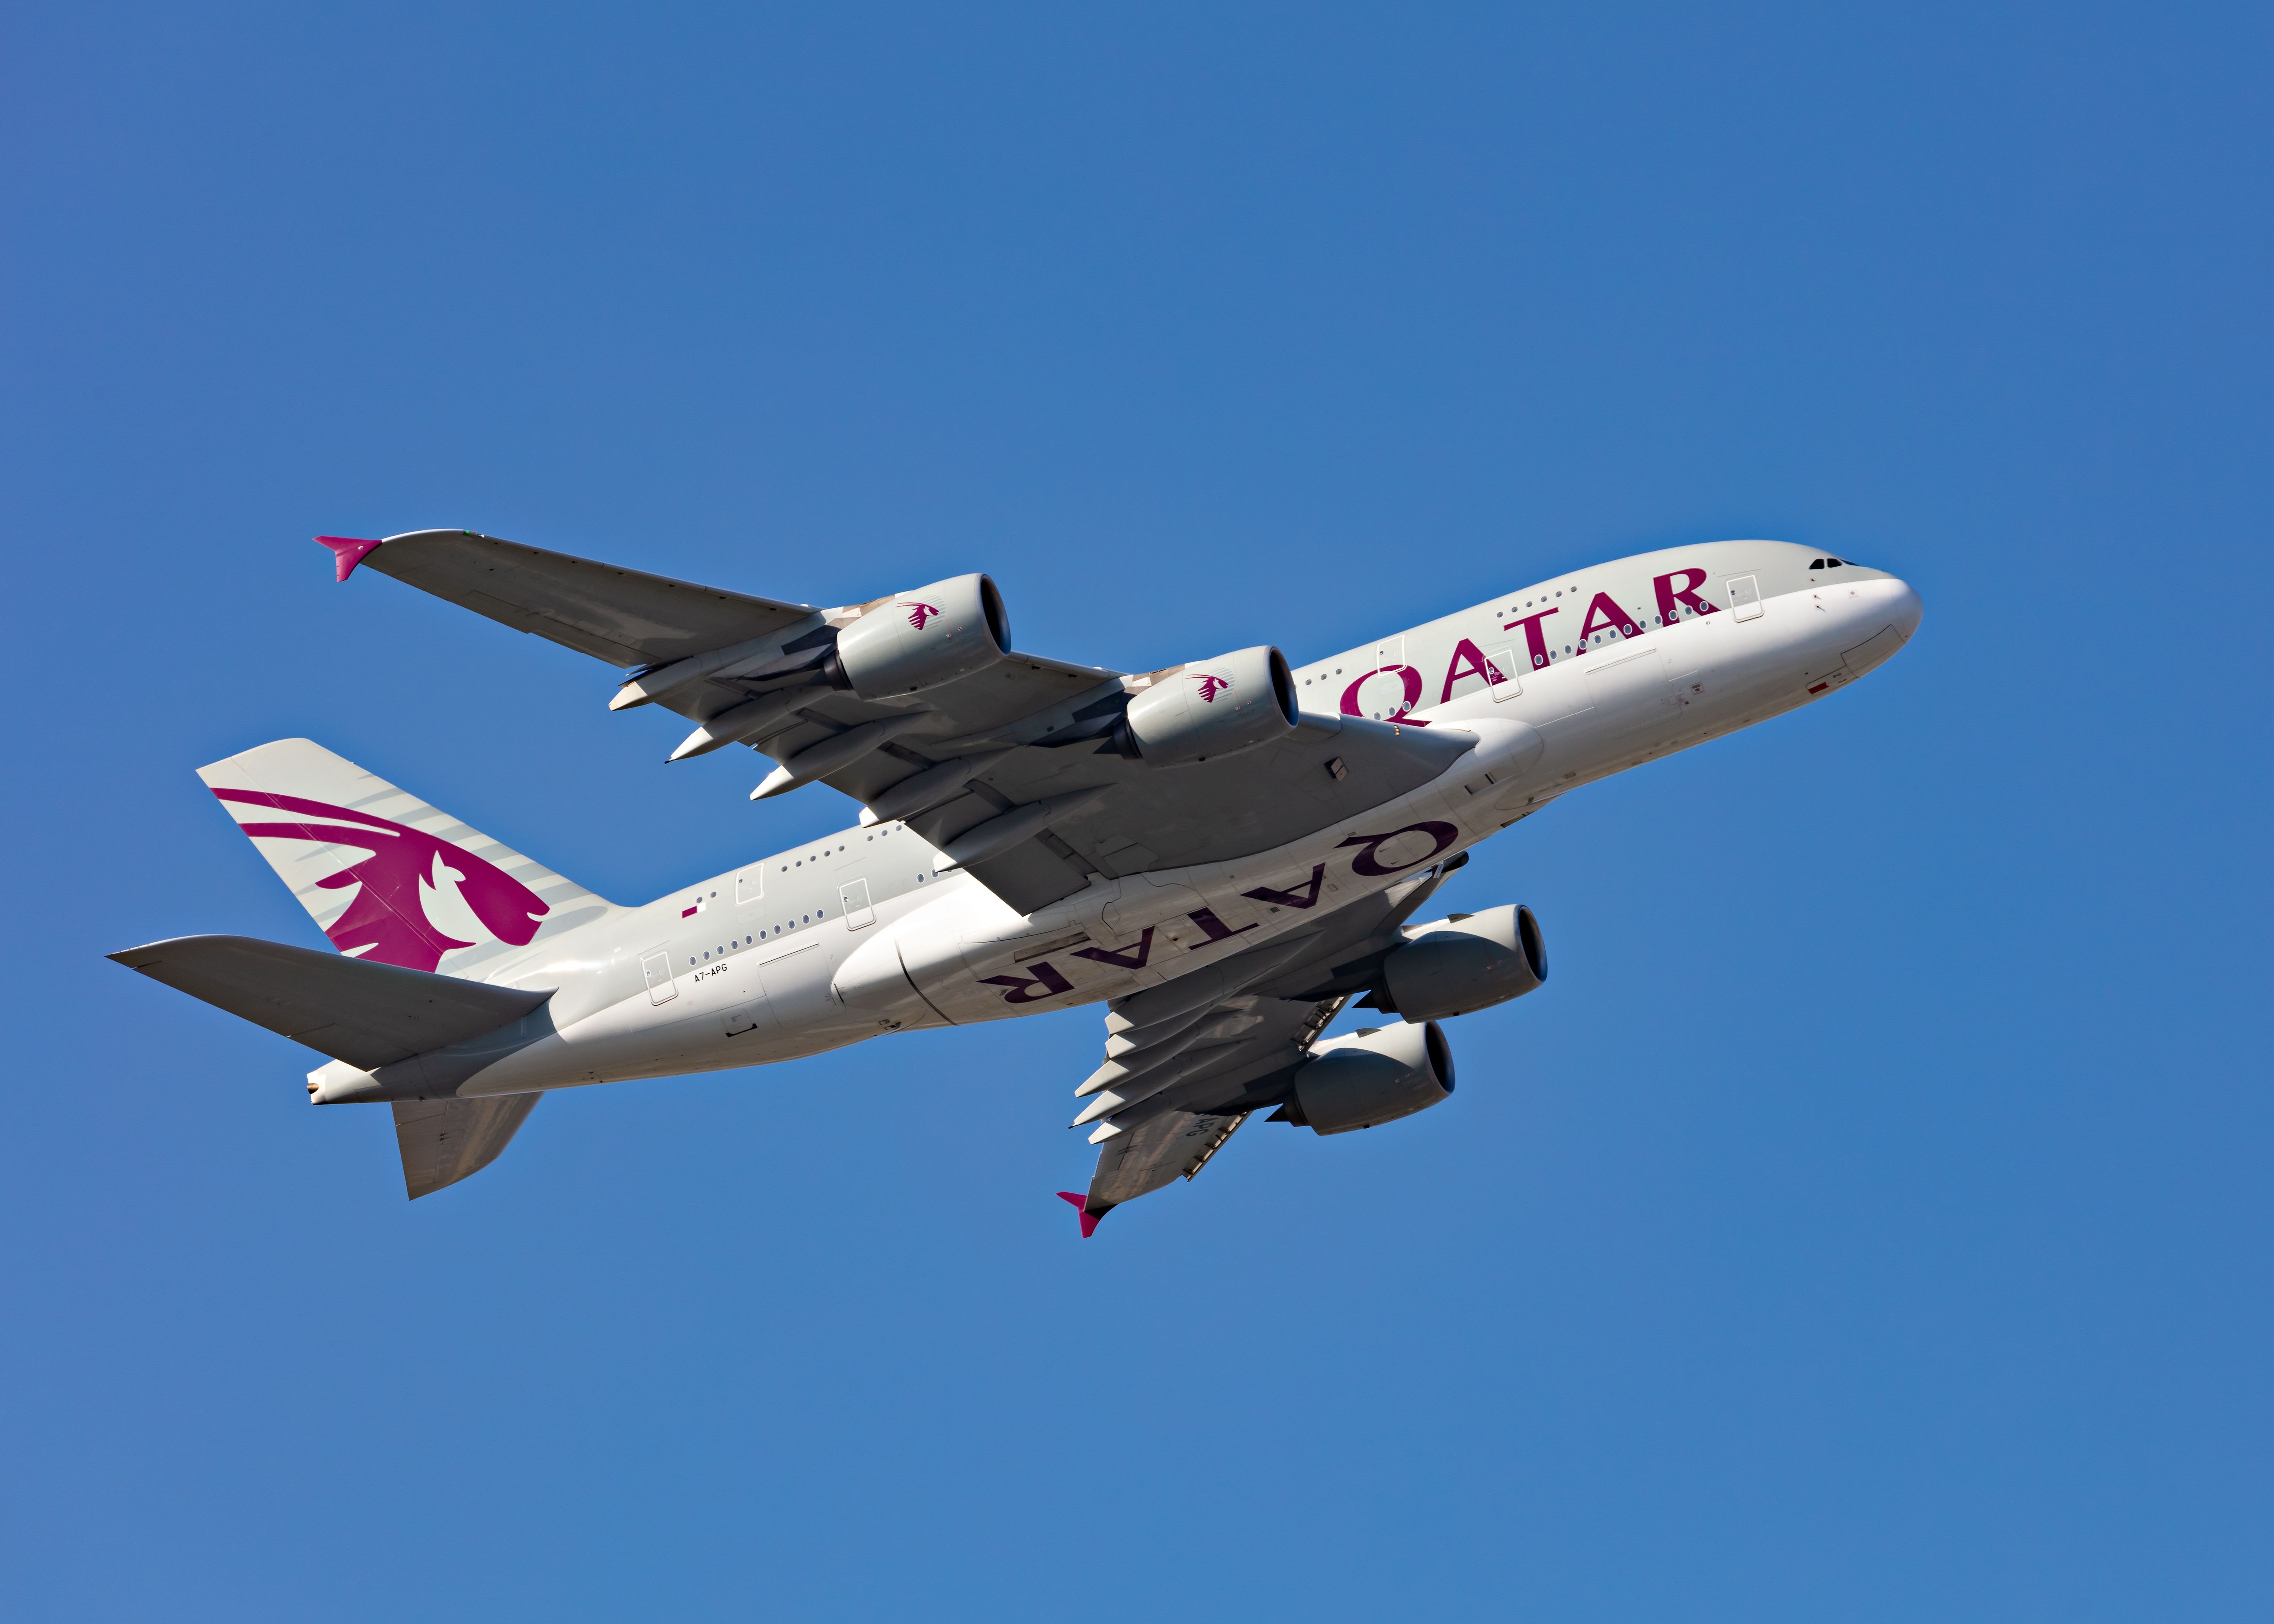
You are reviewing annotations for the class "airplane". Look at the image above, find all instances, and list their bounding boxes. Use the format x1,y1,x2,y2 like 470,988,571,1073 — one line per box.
110,531,1921,1232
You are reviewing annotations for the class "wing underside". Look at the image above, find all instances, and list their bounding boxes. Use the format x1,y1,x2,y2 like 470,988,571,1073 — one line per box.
1064,863,1457,1228
362,529,816,667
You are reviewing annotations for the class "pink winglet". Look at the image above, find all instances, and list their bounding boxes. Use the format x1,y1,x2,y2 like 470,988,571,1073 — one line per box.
1056,1191,1102,1238
316,535,386,582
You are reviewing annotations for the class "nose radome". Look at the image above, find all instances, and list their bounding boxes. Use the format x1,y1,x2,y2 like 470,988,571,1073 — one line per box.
1884,576,1923,642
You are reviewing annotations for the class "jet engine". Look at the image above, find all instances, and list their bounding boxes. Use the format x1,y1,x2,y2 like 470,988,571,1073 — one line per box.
1282,1021,1456,1135
1373,904,1547,1022
831,573,1011,699
1120,645,1298,766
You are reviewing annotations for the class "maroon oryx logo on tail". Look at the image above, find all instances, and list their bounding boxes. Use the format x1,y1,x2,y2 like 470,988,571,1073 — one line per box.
904,601,942,631
1191,672,1233,703
210,789,549,973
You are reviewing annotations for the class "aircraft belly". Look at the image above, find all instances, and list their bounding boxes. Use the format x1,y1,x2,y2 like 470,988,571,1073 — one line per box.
460,943,868,1090
891,745,1514,1027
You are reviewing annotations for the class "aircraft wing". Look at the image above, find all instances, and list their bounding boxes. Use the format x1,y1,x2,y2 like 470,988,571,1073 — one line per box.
335,529,1480,917
351,528,818,667
1064,860,1457,1230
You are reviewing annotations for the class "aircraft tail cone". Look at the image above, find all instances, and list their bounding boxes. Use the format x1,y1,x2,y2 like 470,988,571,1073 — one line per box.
1056,1191,1103,1238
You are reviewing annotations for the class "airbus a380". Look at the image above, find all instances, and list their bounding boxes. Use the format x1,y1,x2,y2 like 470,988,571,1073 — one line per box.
113,532,1920,1231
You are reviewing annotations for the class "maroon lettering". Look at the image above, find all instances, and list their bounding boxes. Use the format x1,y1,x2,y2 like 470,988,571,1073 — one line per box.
1653,567,1720,622
1186,907,1259,944
1439,638,1510,702
1242,864,1328,910
1501,607,1560,669
1073,928,1156,970
1576,592,1644,645
1336,821,1459,877
1339,665,1430,725
977,960,1075,1004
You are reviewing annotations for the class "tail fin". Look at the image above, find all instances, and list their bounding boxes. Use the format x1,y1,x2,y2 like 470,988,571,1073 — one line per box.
197,739,614,976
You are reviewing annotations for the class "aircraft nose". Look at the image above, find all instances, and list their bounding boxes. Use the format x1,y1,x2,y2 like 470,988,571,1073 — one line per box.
1885,576,1924,642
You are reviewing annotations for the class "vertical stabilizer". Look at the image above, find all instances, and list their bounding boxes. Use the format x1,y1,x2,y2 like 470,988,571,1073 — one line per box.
197,739,614,977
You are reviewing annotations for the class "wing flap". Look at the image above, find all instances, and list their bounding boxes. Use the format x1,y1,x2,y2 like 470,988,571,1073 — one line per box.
1086,1109,1252,1211
108,935,552,1071
956,841,1096,916
392,1093,542,1199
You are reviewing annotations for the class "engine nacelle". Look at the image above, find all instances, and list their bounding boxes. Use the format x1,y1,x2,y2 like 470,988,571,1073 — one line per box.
1289,1021,1455,1135
1378,904,1546,1021
1122,645,1297,766
832,573,1010,699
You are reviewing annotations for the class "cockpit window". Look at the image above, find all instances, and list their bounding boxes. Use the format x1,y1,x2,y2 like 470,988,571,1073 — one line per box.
1809,558,1846,569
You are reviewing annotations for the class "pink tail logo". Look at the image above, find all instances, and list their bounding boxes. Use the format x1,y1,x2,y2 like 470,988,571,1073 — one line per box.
211,789,549,973
1191,672,1233,703
905,601,942,630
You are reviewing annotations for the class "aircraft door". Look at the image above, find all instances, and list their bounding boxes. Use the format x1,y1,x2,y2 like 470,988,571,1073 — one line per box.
1584,643,1678,746
1727,574,1763,622
839,877,876,930
640,949,677,1005
1347,635,1422,722
1488,647,1522,702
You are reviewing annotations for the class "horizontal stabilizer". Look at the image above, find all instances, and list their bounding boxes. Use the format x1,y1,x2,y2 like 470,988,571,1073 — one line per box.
108,935,551,1071
393,1094,542,1199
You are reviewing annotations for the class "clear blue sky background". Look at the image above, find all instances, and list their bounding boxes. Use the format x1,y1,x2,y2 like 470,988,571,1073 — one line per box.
4,3,2268,1619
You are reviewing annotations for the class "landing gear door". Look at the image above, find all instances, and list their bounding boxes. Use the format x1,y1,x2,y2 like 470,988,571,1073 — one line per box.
1727,574,1763,622
640,949,677,1005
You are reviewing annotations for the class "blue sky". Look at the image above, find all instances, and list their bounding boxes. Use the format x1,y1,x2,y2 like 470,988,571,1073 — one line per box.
3,3,2268,1618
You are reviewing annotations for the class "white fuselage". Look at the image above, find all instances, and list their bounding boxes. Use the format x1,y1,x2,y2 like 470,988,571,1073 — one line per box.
307,540,1920,1105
